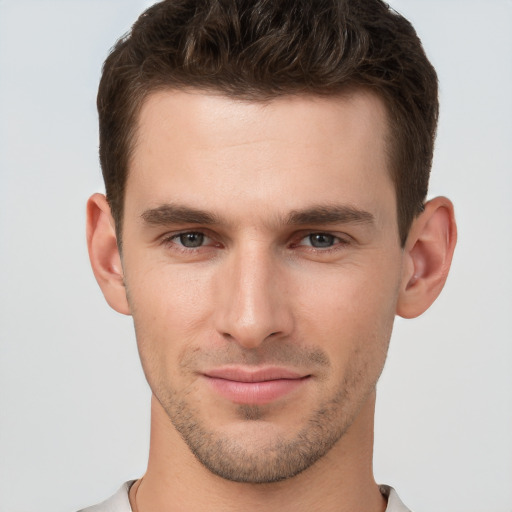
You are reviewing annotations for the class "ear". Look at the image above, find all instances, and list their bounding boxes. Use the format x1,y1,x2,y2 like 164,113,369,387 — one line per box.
86,193,131,315
396,196,457,319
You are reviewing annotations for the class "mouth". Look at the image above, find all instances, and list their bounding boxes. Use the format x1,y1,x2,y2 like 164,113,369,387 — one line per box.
202,367,311,405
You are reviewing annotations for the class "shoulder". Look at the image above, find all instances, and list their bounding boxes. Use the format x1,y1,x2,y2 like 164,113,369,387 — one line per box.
380,485,412,512
77,481,135,512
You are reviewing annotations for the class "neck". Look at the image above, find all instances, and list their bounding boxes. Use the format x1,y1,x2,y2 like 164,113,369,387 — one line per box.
132,393,385,512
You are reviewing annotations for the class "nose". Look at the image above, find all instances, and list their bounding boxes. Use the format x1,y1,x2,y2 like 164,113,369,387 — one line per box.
214,245,293,349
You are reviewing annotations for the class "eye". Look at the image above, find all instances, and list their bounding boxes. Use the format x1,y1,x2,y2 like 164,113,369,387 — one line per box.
300,233,340,248
163,231,215,250
176,232,206,248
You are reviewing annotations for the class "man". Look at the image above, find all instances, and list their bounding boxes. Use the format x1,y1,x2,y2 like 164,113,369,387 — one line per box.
83,0,457,510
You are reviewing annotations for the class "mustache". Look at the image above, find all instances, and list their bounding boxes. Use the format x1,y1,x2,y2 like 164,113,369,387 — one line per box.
179,339,331,371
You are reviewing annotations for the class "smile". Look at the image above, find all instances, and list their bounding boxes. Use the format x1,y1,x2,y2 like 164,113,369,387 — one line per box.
203,367,311,405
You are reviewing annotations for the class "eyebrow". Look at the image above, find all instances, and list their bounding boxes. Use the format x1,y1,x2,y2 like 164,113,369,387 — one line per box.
141,204,219,225
140,203,375,227
285,205,374,226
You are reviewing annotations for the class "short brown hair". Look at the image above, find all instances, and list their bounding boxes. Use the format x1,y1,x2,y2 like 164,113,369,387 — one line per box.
98,0,438,246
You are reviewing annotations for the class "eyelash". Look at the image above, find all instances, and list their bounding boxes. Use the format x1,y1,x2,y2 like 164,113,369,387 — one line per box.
161,231,218,253
292,233,349,251
161,230,352,257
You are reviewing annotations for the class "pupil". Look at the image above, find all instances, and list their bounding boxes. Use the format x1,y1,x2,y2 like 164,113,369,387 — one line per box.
180,232,204,248
310,233,334,248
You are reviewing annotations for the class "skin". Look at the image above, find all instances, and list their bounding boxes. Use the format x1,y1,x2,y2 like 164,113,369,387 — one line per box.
87,89,456,512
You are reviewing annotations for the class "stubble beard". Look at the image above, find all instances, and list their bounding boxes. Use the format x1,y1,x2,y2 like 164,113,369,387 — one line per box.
156,370,374,484
137,322,390,485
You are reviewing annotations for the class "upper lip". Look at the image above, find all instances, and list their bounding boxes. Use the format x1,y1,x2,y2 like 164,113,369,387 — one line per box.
203,367,308,382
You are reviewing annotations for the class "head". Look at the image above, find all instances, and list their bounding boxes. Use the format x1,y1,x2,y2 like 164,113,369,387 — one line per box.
88,0,456,486
97,0,439,248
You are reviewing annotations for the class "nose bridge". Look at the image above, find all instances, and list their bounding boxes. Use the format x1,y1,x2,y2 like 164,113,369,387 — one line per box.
215,240,291,348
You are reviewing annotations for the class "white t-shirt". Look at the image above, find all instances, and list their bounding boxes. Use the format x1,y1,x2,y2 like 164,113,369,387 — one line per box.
78,481,412,511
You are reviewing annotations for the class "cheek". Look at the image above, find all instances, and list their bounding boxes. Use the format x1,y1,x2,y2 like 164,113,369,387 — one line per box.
127,257,216,325
125,263,217,383
296,260,400,366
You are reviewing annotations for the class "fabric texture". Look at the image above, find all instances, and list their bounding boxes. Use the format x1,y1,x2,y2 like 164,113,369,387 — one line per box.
77,481,135,512
380,484,412,512
78,481,411,511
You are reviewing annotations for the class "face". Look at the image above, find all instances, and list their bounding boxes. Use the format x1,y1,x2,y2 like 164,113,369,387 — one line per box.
120,89,405,483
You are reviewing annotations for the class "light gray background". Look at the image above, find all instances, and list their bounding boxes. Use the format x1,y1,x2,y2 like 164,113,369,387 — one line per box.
0,1,511,511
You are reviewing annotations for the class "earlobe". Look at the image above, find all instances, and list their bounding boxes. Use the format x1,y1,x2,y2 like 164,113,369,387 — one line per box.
396,196,457,319
86,193,131,315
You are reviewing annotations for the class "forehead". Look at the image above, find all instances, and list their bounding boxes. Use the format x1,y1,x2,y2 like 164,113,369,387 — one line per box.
133,88,390,157
127,89,395,226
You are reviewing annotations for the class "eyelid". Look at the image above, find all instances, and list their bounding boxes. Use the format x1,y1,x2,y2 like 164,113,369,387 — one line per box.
161,229,218,249
291,231,352,250
158,228,352,252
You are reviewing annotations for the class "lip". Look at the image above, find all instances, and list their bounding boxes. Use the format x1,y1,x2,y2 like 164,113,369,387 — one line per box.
203,367,310,405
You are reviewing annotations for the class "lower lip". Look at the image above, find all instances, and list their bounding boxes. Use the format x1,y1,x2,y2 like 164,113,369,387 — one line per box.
205,376,308,405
